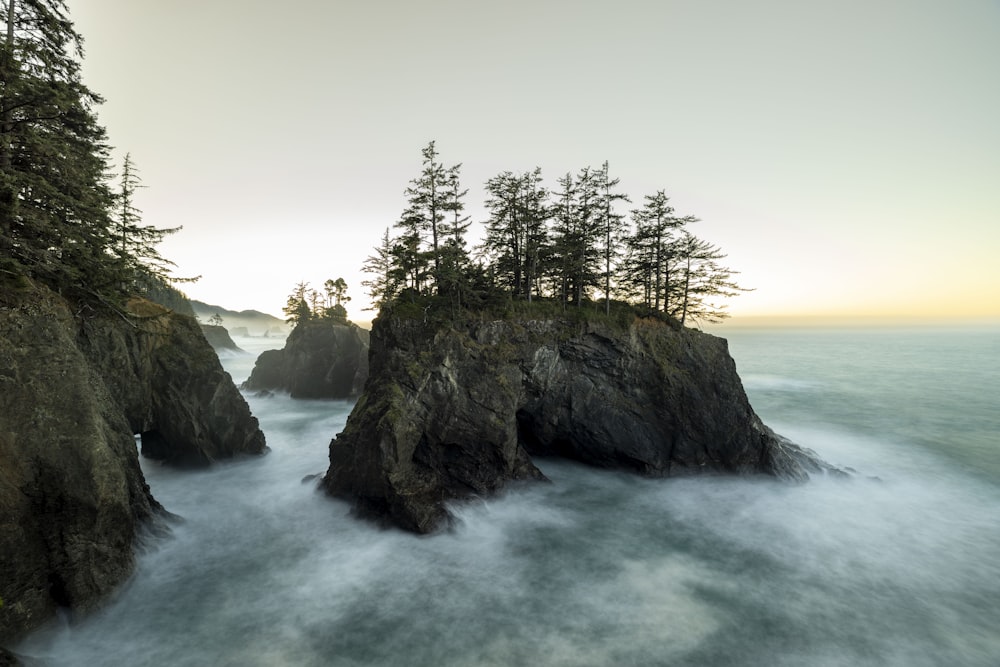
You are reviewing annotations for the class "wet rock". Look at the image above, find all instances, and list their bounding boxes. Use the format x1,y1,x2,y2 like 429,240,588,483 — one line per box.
0,283,265,643
324,313,835,533
198,323,243,353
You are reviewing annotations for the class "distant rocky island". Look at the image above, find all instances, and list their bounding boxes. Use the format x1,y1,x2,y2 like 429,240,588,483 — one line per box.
243,319,370,399
323,306,833,533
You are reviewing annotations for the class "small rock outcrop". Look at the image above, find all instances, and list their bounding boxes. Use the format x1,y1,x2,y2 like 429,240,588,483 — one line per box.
0,282,266,644
198,323,243,354
242,320,369,399
323,314,829,533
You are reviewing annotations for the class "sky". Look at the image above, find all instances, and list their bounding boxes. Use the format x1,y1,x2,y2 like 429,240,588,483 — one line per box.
64,0,1000,325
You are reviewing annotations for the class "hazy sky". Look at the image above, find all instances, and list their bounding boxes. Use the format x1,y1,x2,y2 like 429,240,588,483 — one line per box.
65,0,999,324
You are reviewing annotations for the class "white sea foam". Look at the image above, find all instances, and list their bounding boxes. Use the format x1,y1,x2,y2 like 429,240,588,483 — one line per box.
15,328,1000,666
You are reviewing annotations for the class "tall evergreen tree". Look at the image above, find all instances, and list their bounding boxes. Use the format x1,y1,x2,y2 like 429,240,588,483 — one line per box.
0,0,116,297
548,172,576,306
113,152,186,293
626,190,693,313
392,207,429,295
482,168,550,301
437,163,471,303
595,161,630,314
482,170,525,296
550,166,602,307
361,227,398,310
402,141,448,291
670,232,748,325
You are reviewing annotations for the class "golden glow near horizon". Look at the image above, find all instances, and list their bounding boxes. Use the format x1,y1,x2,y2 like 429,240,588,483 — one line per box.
63,0,1000,325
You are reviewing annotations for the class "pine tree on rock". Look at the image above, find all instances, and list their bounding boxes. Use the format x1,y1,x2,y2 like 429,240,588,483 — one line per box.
596,161,630,315
362,227,399,310
671,232,749,325
627,190,693,313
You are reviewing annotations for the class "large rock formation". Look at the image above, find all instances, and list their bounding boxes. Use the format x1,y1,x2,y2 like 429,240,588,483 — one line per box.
0,282,266,645
243,320,369,399
324,314,829,533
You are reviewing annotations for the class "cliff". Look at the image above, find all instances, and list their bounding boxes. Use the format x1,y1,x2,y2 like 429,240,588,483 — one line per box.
0,282,266,644
242,320,369,399
323,313,829,533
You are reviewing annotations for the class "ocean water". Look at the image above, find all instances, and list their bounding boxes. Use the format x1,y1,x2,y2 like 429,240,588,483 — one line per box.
15,326,1000,666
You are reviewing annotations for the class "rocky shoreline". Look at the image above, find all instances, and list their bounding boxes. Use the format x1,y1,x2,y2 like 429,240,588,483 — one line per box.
0,283,266,646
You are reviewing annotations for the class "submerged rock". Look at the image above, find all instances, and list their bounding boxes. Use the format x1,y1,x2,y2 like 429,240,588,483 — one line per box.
324,313,832,533
0,282,266,644
242,320,369,399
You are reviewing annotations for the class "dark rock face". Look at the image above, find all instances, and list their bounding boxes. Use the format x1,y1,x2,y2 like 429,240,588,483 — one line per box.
78,299,267,466
0,284,266,643
198,323,243,353
243,320,369,399
324,315,829,534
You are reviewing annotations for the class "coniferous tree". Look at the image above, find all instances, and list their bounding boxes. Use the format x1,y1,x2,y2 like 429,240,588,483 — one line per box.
626,190,692,313
322,277,350,320
361,227,398,310
520,168,549,303
402,141,448,291
482,170,526,296
548,172,573,305
549,167,601,307
595,161,630,314
0,0,116,296
283,281,313,325
483,168,550,302
391,209,429,295
670,232,748,325
437,163,471,303
113,152,187,294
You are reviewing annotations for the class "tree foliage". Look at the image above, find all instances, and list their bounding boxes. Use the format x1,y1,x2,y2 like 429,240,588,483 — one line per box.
284,278,352,326
0,0,188,308
363,141,750,326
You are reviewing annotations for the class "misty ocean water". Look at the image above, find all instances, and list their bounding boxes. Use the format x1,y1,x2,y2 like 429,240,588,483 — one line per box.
15,326,1000,666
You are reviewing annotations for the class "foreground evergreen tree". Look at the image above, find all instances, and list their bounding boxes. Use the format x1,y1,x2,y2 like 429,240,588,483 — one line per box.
1,0,116,296
1,1,189,309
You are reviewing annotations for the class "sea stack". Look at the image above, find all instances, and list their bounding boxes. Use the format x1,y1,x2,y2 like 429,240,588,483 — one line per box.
323,311,829,533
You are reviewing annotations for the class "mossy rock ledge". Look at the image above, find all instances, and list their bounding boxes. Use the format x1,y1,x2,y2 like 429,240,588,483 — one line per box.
0,282,266,645
323,314,832,534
